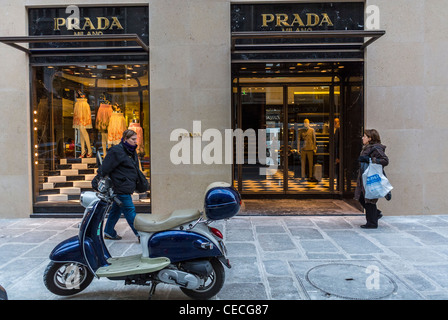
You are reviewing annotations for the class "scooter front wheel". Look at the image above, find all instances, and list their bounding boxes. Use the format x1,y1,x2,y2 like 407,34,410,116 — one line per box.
43,261,94,296
180,258,225,300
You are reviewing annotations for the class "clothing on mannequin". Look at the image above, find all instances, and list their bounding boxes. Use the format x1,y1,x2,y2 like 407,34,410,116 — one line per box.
298,119,317,179
96,98,113,157
128,119,144,155
334,118,341,183
73,91,92,158
108,105,127,146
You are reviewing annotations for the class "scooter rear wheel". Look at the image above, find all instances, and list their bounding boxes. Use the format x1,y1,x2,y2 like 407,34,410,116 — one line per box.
43,261,94,296
180,258,225,300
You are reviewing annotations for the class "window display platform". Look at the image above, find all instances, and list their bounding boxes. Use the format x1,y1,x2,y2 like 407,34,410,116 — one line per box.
36,157,149,203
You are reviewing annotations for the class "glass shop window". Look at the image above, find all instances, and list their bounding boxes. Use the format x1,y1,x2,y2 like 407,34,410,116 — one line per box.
31,64,150,206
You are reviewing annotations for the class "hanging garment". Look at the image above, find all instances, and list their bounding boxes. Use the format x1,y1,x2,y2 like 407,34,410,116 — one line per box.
96,103,113,132
73,98,92,129
128,122,144,154
108,112,127,145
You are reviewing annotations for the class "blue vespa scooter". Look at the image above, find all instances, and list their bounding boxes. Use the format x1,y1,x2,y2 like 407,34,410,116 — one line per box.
43,177,241,300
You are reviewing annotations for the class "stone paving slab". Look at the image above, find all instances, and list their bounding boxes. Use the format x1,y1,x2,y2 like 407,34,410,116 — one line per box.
1,215,448,300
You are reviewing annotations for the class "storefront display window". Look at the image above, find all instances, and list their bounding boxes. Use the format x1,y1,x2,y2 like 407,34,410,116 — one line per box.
232,62,363,196
19,5,151,214
31,64,150,209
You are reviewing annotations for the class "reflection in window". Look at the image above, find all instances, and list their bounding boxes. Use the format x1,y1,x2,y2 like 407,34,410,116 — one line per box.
32,64,149,205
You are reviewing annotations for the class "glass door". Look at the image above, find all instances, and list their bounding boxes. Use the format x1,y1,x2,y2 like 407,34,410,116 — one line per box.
234,82,342,194
237,86,284,193
286,86,333,193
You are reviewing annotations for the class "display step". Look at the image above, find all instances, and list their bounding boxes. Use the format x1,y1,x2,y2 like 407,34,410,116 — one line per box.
36,191,150,203
36,157,150,204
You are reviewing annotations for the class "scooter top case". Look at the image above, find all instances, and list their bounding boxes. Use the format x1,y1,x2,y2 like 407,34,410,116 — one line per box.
204,182,241,220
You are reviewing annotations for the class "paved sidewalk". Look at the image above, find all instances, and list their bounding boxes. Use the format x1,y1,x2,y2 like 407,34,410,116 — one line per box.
1,214,448,300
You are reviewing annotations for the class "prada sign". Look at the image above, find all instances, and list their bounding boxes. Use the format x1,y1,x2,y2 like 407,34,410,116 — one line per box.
232,2,364,32
28,6,148,44
53,16,124,35
261,13,334,31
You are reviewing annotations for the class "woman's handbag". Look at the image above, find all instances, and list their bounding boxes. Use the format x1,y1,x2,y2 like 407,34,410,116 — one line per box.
131,157,149,193
135,168,149,193
362,159,393,199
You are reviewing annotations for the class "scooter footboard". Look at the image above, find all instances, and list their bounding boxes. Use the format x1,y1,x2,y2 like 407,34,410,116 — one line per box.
148,231,223,263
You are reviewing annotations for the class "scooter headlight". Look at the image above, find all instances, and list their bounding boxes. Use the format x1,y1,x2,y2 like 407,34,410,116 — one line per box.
80,191,99,208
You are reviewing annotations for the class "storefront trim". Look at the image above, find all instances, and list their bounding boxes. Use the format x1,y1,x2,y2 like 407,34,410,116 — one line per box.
0,34,149,56
231,30,385,62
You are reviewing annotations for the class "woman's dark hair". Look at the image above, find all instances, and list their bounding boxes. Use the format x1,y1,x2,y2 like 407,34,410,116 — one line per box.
122,129,137,140
364,129,381,144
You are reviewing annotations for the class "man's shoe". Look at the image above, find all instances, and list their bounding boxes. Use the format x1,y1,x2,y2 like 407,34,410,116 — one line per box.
104,233,122,240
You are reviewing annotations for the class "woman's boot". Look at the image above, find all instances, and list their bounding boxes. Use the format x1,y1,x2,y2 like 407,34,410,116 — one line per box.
361,203,378,229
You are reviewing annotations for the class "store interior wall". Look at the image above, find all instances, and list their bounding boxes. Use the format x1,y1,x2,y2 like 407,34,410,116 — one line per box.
365,0,448,215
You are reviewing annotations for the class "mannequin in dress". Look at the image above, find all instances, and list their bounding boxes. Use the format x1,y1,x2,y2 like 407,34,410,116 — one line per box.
108,104,127,146
128,111,145,155
96,94,113,157
73,91,92,158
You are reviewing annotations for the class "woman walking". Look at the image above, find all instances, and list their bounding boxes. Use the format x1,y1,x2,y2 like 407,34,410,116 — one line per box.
355,129,389,229
98,129,143,240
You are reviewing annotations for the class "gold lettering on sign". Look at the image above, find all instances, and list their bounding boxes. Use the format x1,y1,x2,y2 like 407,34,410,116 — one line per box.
319,13,333,26
276,13,289,26
290,14,305,27
97,17,110,30
306,13,320,27
261,13,334,30
82,17,95,30
53,16,124,32
110,17,124,30
262,14,274,26
54,18,66,30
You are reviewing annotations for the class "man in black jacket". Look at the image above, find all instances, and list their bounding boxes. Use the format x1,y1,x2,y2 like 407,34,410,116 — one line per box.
99,130,141,240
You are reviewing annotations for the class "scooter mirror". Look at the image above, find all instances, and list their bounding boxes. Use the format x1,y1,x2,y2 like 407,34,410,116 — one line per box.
96,152,103,167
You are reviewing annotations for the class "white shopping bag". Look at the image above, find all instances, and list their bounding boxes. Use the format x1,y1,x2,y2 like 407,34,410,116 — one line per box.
362,160,393,199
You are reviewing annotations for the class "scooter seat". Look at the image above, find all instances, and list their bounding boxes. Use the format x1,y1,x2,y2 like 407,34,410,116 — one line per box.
134,209,201,233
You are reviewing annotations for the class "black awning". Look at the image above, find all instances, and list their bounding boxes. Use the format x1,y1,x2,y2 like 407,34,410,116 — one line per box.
0,34,149,57
231,30,385,62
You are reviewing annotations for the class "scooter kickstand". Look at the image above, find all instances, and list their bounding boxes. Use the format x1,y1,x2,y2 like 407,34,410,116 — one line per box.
148,282,158,300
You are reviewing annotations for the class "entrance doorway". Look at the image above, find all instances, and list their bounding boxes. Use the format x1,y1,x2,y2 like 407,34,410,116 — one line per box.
232,62,363,197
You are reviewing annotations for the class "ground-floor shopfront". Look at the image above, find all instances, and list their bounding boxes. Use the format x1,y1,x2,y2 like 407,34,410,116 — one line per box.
0,0,447,218
232,62,364,196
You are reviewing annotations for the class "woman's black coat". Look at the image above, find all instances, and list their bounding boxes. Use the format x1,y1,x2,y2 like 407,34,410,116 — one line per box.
354,143,389,203
98,142,139,194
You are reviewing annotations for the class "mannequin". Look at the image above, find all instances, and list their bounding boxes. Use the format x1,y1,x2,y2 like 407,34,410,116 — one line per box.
128,111,145,155
298,119,317,180
73,91,92,158
95,95,113,157
107,104,127,146
334,117,341,179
